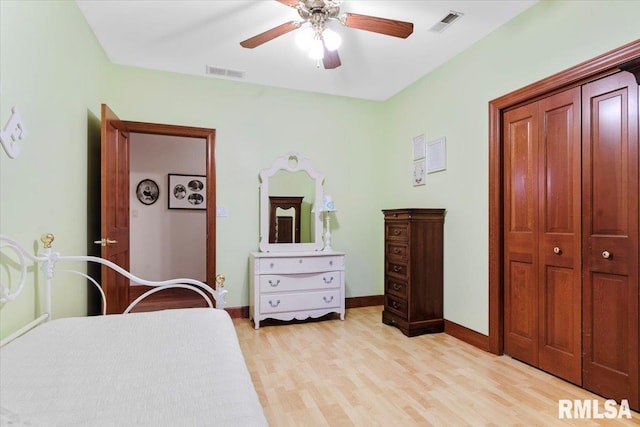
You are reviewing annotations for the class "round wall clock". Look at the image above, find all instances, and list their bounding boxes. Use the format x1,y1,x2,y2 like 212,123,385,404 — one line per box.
136,179,160,205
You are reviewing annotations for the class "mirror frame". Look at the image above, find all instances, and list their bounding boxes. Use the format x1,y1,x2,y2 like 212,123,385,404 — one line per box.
259,152,324,252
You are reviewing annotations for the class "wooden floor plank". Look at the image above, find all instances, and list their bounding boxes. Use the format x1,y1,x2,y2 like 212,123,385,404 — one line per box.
234,306,640,426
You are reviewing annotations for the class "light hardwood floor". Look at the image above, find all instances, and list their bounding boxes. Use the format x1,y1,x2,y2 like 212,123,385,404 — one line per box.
234,306,640,426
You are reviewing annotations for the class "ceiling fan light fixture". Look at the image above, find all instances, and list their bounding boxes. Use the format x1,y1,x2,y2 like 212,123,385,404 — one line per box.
308,37,324,60
295,26,315,51
322,28,341,51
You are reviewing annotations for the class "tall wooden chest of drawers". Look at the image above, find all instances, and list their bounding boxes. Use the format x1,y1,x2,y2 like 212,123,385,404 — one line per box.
382,208,445,337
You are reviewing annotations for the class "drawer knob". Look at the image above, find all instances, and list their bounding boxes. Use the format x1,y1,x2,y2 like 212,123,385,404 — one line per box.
393,265,402,272
268,299,280,308
299,259,303,264
323,276,334,284
393,283,401,291
553,247,561,254
270,262,274,268
329,260,333,266
268,279,280,287
391,300,401,309
602,250,611,259
393,229,401,235
323,296,334,303
393,248,400,254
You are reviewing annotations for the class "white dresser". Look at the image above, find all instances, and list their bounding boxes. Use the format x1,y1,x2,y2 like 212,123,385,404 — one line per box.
249,251,345,329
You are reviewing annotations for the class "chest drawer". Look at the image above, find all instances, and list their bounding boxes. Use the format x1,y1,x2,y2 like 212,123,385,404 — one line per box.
385,277,407,299
385,294,407,319
260,289,341,314
258,255,343,274
259,272,341,293
385,222,409,241
386,260,408,279
386,242,408,261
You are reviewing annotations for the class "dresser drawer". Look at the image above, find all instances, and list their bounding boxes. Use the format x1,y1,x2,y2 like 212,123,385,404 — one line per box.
386,261,408,279
259,272,341,293
386,242,408,261
385,277,407,299
385,222,409,241
385,294,407,319
260,290,341,314
258,255,343,274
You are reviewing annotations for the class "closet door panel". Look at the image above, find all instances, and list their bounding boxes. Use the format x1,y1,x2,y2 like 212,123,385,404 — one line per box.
583,72,639,409
538,88,582,385
504,103,539,365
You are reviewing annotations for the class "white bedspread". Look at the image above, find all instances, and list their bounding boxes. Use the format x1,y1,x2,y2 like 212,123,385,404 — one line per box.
0,308,268,426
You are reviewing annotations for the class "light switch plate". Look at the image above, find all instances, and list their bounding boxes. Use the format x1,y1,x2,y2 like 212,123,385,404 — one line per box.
216,206,228,217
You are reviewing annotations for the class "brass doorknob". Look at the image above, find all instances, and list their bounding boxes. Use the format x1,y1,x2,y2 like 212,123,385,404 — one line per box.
602,250,611,259
93,238,118,247
553,247,561,254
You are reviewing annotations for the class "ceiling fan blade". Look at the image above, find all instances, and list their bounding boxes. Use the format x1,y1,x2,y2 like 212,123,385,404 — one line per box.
322,43,341,70
276,0,299,6
240,21,299,48
342,13,413,38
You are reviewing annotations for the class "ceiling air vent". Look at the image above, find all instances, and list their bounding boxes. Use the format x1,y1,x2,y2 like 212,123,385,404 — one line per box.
206,66,245,79
429,11,464,33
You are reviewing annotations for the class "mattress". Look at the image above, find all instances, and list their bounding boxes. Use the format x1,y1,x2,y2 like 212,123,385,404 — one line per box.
0,308,267,426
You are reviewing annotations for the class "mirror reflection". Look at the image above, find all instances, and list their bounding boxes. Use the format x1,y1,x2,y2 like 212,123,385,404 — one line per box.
269,170,314,244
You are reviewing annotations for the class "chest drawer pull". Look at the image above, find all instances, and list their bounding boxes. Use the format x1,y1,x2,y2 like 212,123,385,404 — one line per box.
268,299,281,308
299,259,303,264
393,283,402,291
329,260,333,266
268,279,280,287
270,262,274,268
393,248,401,254
323,296,334,303
323,276,334,284
393,229,401,235
393,265,402,272
390,300,401,309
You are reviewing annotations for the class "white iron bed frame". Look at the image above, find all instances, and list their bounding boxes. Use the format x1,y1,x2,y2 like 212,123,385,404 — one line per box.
0,233,227,346
0,233,268,427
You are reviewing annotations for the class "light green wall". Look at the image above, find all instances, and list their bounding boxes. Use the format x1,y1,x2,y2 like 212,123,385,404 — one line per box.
383,0,640,334
103,65,386,308
0,0,110,336
1,0,639,339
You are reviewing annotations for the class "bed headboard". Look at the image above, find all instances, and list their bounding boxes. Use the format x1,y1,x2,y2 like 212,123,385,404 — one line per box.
0,233,227,346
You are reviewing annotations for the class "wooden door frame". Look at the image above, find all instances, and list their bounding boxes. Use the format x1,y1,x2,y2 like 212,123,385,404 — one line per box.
123,121,217,287
488,39,640,355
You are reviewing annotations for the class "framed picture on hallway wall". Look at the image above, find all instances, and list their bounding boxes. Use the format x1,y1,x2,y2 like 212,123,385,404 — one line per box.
168,174,207,210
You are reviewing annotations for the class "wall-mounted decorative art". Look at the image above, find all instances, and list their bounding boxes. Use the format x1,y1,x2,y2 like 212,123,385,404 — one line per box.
412,133,426,161
168,174,206,210
427,137,447,173
412,159,426,186
136,179,160,205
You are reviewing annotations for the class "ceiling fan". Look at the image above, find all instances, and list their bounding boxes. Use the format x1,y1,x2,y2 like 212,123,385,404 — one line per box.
239,0,414,70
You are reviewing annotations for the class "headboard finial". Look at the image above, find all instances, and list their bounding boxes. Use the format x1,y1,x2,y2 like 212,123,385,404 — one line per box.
215,274,226,288
40,233,55,249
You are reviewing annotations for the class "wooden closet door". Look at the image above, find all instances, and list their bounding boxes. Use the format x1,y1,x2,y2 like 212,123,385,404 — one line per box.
537,88,582,385
504,88,582,384
582,71,639,409
504,102,539,366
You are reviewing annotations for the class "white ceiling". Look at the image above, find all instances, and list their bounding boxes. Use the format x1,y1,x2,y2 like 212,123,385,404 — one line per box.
76,0,537,101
